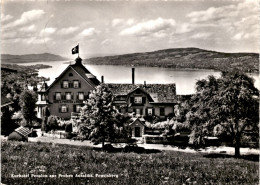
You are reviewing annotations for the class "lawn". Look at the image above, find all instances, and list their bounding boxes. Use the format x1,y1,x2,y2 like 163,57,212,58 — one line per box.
1,141,259,185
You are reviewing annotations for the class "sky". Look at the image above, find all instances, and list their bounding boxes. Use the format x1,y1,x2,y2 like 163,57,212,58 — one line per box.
1,0,259,58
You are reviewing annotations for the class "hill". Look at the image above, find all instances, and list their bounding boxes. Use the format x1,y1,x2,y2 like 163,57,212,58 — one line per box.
84,48,259,72
1,53,67,63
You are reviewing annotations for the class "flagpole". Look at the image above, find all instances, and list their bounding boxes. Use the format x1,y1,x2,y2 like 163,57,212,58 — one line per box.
78,43,79,58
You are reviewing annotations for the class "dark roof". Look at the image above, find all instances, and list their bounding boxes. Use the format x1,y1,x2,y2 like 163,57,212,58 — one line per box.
70,63,100,86
1,95,13,107
46,57,100,91
15,126,31,137
105,83,177,103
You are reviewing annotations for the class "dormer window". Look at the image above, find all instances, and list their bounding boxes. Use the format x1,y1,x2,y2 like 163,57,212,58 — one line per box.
62,80,69,88
134,97,142,104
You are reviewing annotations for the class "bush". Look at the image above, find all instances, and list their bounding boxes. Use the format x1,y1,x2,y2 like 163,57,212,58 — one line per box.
28,130,37,137
65,123,73,133
47,116,58,130
8,132,28,142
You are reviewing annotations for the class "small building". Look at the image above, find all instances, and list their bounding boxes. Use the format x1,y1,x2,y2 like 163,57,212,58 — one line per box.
8,126,31,142
129,118,146,137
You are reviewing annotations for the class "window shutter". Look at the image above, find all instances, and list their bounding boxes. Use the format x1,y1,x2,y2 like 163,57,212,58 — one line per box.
73,105,76,112
66,105,69,112
77,94,79,100
142,97,146,104
84,93,88,100
140,109,143,115
61,82,63,88
59,106,61,113
71,93,74,100
79,81,81,88
53,94,56,101
133,108,136,113
152,108,155,115
145,108,148,116
69,82,72,88
130,97,134,103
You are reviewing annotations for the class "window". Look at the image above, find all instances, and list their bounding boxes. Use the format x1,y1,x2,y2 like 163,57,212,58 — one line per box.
134,97,142,104
55,92,61,100
73,80,79,88
76,105,81,112
160,107,165,116
69,73,73,77
78,92,84,100
61,105,68,113
65,92,72,100
147,108,153,116
63,80,69,88
41,94,46,101
136,109,141,115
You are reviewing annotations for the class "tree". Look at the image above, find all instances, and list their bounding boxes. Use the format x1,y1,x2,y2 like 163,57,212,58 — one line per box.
79,84,130,148
19,89,37,127
1,106,18,136
188,71,259,156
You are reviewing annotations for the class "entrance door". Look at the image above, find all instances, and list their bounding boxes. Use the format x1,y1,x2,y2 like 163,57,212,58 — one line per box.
135,127,141,137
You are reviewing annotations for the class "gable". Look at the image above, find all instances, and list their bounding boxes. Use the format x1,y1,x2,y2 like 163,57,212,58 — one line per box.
129,118,145,127
127,87,154,102
46,64,99,92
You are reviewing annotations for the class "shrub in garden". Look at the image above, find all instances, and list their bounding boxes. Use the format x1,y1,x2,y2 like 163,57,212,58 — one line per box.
47,116,58,131
65,122,73,133
8,132,28,142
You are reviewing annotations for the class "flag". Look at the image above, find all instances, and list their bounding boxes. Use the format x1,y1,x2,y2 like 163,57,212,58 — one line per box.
72,45,79,54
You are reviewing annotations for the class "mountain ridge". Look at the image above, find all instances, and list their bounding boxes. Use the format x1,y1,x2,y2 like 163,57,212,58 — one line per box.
84,47,259,72
1,53,68,63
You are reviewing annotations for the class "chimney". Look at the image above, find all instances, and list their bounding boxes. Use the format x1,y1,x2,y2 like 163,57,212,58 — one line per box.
132,68,135,84
101,75,104,83
144,81,146,87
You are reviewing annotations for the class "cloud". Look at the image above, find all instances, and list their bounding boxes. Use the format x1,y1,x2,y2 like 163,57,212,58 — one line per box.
119,17,176,37
25,37,52,44
80,27,99,37
57,27,79,35
40,27,57,36
4,9,45,29
112,18,135,27
101,39,112,46
190,32,212,39
19,25,36,33
176,23,192,34
185,1,258,43
112,19,124,27
1,14,13,23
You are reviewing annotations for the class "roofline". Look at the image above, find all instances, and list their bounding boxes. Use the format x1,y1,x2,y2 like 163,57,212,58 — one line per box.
70,66,96,89
149,102,177,104
1,101,13,108
46,65,96,91
126,87,154,102
45,65,71,91
129,118,146,126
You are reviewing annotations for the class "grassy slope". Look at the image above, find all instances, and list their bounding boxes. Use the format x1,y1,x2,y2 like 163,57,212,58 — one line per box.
84,48,259,72
1,141,259,185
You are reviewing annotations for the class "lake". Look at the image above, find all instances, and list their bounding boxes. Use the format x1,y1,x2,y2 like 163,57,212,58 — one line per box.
19,61,259,95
